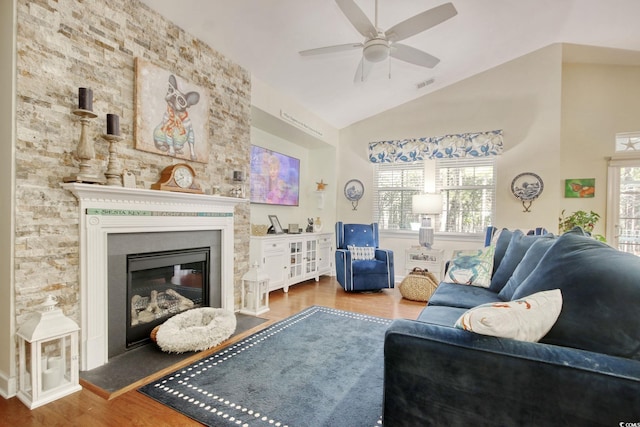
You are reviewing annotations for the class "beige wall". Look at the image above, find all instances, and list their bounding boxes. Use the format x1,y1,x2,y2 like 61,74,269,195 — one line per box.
337,44,640,274
561,61,640,238
338,44,564,265
250,77,339,234
0,0,16,398
249,126,337,230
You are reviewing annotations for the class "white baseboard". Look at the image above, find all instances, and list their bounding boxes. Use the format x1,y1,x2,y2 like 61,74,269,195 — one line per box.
0,368,17,399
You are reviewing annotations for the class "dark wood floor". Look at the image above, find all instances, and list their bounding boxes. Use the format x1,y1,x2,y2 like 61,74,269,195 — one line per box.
0,277,424,427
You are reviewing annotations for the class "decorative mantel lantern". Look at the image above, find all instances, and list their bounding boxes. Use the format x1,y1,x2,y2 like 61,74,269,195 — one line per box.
17,295,81,409
241,263,270,315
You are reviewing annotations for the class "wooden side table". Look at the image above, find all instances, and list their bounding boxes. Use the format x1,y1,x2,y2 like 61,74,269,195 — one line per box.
405,247,445,280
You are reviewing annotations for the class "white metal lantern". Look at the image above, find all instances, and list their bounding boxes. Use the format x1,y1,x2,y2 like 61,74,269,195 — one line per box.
16,295,81,409
241,262,270,315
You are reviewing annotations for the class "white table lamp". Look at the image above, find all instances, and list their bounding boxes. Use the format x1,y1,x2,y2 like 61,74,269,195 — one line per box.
412,193,443,249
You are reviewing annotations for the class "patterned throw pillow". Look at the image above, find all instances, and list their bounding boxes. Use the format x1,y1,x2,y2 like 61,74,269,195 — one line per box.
454,289,562,342
347,245,376,261
443,246,495,288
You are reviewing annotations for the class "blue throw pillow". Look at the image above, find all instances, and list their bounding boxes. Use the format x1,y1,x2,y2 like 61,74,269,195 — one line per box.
489,231,554,293
511,232,640,360
498,237,557,300
491,228,513,275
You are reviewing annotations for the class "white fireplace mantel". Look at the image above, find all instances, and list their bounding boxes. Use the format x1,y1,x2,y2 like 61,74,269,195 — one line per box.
62,183,246,371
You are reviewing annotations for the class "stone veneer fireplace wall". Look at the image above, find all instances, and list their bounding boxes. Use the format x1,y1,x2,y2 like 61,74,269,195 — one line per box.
8,0,251,396
63,183,243,371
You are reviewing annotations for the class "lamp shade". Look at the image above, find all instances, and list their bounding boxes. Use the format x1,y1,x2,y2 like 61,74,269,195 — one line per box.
412,193,443,215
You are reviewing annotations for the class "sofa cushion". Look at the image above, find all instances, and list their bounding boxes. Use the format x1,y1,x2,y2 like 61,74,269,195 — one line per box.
498,237,558,300
512,232,640,360
491,228,514,275
417,305,468,327
351,259,389,274
489,231,554,293
427,282,502,309
454,289,563,342
443,246,494,288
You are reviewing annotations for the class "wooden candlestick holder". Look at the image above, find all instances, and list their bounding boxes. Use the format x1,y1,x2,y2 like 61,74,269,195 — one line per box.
103,134,124,186
63,109,106,184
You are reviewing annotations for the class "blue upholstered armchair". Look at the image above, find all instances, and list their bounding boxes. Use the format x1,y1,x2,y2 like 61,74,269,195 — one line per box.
335,222,394,292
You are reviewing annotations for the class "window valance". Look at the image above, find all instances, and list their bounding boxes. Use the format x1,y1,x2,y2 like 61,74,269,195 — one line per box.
368,129,503,163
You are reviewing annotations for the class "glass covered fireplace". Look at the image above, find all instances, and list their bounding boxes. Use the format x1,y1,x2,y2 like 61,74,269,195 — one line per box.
108,230,221,360
127,247,209,349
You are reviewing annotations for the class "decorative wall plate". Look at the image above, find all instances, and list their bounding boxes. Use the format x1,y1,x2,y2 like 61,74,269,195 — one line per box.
344,179,364,210
511,172,543,212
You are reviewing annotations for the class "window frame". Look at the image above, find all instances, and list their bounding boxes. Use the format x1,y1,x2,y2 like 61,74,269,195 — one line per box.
372,158,496,235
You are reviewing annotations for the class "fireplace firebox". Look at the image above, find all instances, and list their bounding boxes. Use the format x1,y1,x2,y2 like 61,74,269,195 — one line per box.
126,247,210,349
108,230,222,360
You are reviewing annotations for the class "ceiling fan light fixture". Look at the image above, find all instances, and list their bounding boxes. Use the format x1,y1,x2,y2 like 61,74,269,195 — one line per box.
363,39,389,62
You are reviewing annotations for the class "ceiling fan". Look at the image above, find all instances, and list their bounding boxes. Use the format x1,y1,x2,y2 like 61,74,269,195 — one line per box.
299,0,457,82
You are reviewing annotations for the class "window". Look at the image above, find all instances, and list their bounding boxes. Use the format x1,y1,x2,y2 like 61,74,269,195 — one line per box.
373,158,496,233
436,158,496,233
373,163,423,230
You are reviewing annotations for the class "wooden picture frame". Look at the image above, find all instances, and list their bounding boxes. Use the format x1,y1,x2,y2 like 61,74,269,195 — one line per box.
134,58,210,163
268,215,284,234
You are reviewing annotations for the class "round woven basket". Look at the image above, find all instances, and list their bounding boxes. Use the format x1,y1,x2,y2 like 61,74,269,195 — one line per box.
398,270,439,302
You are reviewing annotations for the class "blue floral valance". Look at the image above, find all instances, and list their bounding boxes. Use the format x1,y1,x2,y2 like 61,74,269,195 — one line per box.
368,129,503,163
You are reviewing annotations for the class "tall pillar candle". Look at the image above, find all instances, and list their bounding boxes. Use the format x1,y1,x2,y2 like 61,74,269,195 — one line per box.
78,88,93,111
106,114,120,136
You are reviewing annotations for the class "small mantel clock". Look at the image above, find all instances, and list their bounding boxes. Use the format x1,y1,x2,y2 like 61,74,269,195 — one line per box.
151,163,203,194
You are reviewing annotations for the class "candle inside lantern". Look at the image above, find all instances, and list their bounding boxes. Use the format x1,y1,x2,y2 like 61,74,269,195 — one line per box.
106,114,120,136
78,87,93,111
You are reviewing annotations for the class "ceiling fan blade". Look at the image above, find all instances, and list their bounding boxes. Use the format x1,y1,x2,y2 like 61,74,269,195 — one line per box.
386,2,457,42
390,44,440,68
299,42,363,56
336,0,377,38
354,57,374,82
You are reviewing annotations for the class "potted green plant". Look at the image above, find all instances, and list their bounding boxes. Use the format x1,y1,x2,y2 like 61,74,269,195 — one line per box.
558,209,606,242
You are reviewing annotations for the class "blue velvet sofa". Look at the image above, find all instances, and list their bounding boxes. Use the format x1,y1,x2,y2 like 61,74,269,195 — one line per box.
383,228,640,426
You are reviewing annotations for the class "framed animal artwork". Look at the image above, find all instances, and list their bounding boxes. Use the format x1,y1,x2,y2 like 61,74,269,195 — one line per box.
564,178,595,198
134,58,210,163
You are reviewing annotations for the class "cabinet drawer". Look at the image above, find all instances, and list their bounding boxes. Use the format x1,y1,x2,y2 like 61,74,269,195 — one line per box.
262,240,286,253
318,236,332,246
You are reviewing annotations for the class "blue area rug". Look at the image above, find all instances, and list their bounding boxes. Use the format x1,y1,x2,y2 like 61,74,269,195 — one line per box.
138,306,392,426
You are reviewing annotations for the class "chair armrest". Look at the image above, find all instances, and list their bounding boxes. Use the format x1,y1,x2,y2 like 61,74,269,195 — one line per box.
383,319,640,426
375,248,393,262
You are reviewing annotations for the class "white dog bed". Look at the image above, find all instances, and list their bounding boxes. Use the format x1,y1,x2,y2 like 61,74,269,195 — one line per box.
153,307,237,353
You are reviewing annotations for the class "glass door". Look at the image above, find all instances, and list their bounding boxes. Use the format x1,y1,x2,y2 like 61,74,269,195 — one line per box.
607,160,640,255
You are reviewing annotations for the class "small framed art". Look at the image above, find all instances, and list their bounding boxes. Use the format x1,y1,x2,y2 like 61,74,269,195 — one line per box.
564,178,595,198
268,215,284,234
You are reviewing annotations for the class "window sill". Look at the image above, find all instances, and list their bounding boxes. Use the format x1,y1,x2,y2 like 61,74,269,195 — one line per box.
379,229,484,243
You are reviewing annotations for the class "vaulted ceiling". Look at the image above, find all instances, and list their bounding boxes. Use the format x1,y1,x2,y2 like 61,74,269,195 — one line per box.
141,0,640,129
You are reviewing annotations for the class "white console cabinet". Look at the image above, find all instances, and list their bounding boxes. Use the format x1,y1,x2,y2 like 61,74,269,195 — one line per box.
250,232,334,293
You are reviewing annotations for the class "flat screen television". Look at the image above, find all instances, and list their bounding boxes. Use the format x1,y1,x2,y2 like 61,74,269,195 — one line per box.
249,145,300,206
